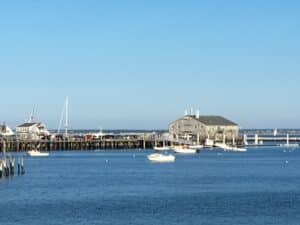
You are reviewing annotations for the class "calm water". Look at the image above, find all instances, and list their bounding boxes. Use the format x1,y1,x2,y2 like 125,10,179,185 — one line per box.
1,147,300,225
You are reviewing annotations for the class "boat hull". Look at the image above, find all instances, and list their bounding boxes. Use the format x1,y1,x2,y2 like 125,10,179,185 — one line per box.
172,147,197,154
147,153,175,162
153,147,170,151
27,150,49,157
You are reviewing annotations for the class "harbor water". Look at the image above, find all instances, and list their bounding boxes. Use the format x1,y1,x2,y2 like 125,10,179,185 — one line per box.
1,147,300,225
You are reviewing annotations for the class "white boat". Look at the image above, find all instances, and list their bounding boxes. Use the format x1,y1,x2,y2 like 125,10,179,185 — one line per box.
172,146,197,154
189,145,204,150
230,147,247,152
215,143,247,152
153,146,170,151
27,150,49,157
147,153,175,163
205,138,214,147
279,143,299,148
279,133,299,148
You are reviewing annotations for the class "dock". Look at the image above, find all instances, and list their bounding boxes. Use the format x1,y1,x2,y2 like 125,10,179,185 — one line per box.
1,129,299,152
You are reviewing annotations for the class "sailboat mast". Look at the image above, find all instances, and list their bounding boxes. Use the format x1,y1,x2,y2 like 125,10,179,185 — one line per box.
64,96,69,137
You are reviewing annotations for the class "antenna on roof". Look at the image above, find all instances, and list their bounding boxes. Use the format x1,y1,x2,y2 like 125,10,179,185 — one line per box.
29,107,36,123
184,109,188,116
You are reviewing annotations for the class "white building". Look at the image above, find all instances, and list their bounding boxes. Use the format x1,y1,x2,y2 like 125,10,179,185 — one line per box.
0,124,14,136
16,122,50,140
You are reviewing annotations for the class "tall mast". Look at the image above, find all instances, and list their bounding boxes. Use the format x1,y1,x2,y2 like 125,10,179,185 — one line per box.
64,96,69,137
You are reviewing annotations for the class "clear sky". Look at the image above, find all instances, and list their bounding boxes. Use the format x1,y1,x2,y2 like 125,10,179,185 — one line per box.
1,0,300,129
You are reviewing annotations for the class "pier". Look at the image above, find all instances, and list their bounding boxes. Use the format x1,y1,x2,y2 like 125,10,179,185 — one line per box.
0,133,158,152
1,129,299,153
0,131,246,152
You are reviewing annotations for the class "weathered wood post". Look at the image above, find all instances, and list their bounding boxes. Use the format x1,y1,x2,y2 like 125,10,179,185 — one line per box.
0,160,2,178
9,156,15,176
21,157,25,175
3,159,8,177
18,158,21,176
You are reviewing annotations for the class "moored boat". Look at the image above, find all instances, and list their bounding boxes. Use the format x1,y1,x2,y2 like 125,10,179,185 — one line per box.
189,144,204,150
215,143,247,152
147,153,175,162
27,150,49,157
153,146,171,151
172,146,197,154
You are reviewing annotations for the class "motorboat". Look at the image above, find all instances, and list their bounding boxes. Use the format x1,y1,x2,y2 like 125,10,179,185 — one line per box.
172,146,197,154
153,146,170,151
27,150,49,157
147,153,175,163
205,138,214,147
189,145,204,150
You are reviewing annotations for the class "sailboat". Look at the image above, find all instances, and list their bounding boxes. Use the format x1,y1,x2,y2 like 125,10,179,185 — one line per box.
57,96,69,138
279,133,299,148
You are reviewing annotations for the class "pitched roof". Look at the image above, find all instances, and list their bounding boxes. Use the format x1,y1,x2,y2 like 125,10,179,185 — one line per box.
189,115,238,126
17,122,39,128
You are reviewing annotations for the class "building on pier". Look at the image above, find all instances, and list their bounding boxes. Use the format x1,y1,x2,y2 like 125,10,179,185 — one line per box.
169,113,239,142
16,122,50,140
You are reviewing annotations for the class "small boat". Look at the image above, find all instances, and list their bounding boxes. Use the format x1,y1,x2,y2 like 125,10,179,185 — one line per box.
147,153,175,163
172,146,197,154
153,146,170,151
230,147,247,152
215,143,247,152
27,150,49,157
205,138,214,147
279,143,299,148
189,144,204,150
279,134,299,148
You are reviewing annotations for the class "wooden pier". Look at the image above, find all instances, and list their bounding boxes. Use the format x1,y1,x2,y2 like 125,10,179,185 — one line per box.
1,130,297,153
0,132,246,152
0,135,159,152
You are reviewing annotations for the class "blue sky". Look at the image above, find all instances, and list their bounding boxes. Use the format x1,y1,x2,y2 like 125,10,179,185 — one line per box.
1,0,300,129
